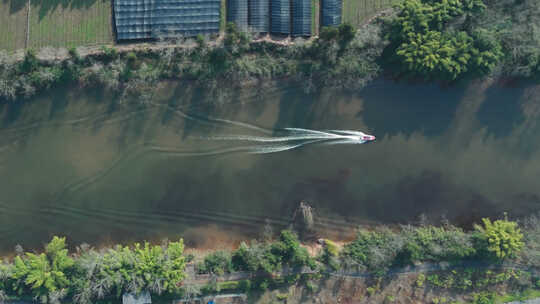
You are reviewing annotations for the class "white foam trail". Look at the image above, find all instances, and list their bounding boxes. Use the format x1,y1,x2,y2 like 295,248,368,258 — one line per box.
284,127,340,136
206,127,372,154
249,139,331,154
208,133,338,143
320,139,367,145
328,130,367,136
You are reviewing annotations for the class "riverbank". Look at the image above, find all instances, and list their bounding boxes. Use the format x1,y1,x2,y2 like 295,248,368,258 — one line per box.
0,214,539,304
0,21,385,103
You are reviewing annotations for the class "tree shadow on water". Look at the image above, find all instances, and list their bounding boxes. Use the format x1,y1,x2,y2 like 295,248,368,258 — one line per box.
360,80,467,138
273,84,319,130
476,83,527,138
0,101,25,128
47,85,74,120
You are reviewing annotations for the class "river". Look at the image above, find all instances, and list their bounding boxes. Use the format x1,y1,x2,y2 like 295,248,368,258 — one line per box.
0,79,539,251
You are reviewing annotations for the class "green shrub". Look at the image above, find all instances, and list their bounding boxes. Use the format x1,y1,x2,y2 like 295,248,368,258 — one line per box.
305,280,316,293
238,279,252,292
338,23,356,45
258,280,269,291
416,273,426,287
324,240,339,257
341,229,400,273
232,232,315,275
19,50,39,74
100,46,118,60
270,230,317,270
197,251,233,275
319,26,340,42
398,225,476,264
319,239,340,270
223,22,250,54
472,291,496,304
68,47,80,61
474,216,524,259
232,242,267,272
125,52,139,70
195,34,207,50
522,214,540,268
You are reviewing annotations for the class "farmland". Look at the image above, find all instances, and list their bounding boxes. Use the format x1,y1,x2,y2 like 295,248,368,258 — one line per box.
0,0,113,52
0,0,29,51
0,0,395,52
342,0,398,27
28,0,113,49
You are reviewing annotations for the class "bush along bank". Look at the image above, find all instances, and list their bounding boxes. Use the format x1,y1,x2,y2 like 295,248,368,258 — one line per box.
0,215,538,303
0,23,385,102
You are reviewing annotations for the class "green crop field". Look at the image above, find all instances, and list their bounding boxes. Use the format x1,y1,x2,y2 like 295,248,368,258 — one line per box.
0,0,29,51
342,0,398,28
0,0,113,52
28,0,113,49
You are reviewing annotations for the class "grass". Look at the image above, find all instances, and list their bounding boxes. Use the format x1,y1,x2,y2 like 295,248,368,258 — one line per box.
0,0,29,51
312,0,319,35
494,289,540,303
220,0,227,32
217,281,240,291
342,0,398,28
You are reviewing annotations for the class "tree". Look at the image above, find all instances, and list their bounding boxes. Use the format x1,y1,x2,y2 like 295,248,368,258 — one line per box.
271,230,316,270
12,236,74,302
474,215,524,259
385,0,496,80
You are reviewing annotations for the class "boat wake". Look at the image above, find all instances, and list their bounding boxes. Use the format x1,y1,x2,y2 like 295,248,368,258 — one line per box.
207,128,376,154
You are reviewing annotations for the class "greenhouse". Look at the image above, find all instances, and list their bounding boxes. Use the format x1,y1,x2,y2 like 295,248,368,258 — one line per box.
321,0,342,27
227,0,248,30
271,0,290,34
292,0,311,36
114,0,221,40
249,0,270,32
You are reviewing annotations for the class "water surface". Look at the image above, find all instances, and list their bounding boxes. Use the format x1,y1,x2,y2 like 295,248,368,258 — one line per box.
1,80,539,251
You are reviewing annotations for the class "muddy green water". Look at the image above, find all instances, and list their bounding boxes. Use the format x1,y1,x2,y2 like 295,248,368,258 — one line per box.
0,80,539,251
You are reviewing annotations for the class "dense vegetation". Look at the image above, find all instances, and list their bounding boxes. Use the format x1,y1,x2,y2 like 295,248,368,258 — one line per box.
383,0,540,81
383,0,502,80
0,23,384,102
340,215,526,274
0,215,536,303
0,238,187,304
198,230,316,276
